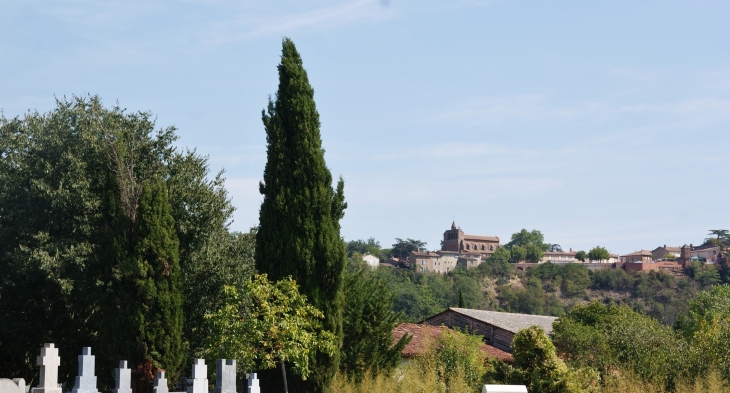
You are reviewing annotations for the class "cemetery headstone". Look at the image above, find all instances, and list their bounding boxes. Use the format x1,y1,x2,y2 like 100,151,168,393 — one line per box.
481,385,528,393
114,361,132,393
246,374,259,393
0,378,25,393
35,344,61,393
70,348,99,393
214,360,236,393
186,360,207,393
153,372,168,393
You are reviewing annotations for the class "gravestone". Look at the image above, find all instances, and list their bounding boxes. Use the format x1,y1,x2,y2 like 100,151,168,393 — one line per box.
246,374,259,393
186,360,207,393
0,378,25,393
114,361,132,393
214,360,236,393
481,385,528,393
70,348,99,393
35,344,61,393
153,371,168,393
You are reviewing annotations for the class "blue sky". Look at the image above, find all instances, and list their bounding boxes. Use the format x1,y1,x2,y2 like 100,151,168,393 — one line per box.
1,0,729,255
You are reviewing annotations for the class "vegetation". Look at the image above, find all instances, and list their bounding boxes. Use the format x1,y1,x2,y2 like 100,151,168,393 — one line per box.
203,275,337,391
340,265,411,383
587,246,610,262
255,38,347,392
0,96,250,388
101,179,184,392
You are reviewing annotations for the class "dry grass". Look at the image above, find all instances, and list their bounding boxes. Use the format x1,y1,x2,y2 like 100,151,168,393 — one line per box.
331,367,730,393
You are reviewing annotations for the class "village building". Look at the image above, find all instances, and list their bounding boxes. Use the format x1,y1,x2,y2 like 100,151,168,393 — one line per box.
408,251,458,273
691,244,722,263
392,323,512,363
652,245,681,261
362,253,380,269
422,307,558,353
620,250,653,263
441,222,500,257
541,249,578,263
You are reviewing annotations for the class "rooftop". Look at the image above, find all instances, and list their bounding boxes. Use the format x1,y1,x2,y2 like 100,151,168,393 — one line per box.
444,307,558,335
392,323,512,361
621,250,653,257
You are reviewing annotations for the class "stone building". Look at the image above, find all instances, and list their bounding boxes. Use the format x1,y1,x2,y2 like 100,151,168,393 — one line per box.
441,221,500,257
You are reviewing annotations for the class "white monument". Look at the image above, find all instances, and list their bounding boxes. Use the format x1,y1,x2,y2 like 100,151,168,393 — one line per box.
114,361,132,393
186,360,207,393
35,344,61,393
153,371,168,393
0,379,26,393
246,373,259,393
482,385,528,393
214,360,236,393
70,347,99,393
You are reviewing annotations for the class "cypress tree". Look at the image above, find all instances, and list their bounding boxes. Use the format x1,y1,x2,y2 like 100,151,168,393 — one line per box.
102,179,184,393
458,289,466,308
256,38,347,393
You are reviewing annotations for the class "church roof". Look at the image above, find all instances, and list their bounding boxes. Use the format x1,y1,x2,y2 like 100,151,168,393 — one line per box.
463,235,500,242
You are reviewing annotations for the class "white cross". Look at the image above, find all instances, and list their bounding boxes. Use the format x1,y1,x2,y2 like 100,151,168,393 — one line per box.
36,343,61,393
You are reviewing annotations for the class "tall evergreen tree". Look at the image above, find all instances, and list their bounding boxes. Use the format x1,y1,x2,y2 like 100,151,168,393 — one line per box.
340,270,410,383
256,38,347,393
102,179,183,393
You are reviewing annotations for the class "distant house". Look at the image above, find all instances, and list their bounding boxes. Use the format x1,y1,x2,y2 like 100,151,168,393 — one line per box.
422,307,558,353
408,251,458,273
652,245,681,261
392,323,512,362
620,250,653,263
541,250,578,263
362,253,380,269
691,244,722,263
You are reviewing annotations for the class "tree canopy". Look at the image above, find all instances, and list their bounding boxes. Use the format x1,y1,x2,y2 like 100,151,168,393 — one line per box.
255,38,347,393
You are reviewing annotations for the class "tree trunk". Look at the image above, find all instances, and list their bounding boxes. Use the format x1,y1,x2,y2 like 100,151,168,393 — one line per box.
280,360,289,393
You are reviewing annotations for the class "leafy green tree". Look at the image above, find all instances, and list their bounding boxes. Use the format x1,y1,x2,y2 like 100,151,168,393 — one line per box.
0,96,242,388
705,229,730,248
575,250,587,262
510,245,527,263
203,275,337,393
499,326,585,393
587,246,610,262
255,38,347,393
346,238,382,258
420,329,489,390
390,238,427,258
458,289,466,308
340,270,410,383
101,179,184,393
504,229,550,252
524,244,544,263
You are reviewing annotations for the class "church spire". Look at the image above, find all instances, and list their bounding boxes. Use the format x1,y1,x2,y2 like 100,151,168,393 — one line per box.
451,220,456,230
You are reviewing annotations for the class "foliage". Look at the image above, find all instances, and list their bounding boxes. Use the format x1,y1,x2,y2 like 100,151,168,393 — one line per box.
346,238,384,259
587,246,611,262
391,238,427,258
101,179,184,391
553,302,687,389
504,229,550,252
255,38,347,392
705,230,730,249
0,96,244,388
575,250,587,262
203,275,337,383
340,269,410,383
493,326,589,393
424,328,489,390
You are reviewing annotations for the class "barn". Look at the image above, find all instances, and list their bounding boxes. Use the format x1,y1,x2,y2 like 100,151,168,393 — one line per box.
422,307,558,353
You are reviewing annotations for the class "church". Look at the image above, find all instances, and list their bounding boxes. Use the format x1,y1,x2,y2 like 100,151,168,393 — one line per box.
441,221,500,257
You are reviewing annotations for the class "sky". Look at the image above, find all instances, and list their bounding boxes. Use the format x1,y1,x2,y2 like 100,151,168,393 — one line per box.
1,0,729,255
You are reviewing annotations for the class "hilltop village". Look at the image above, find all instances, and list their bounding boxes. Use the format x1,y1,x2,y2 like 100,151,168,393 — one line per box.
363,222,728,276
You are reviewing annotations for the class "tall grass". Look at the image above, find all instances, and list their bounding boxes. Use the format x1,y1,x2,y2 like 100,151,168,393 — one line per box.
331,367,730,393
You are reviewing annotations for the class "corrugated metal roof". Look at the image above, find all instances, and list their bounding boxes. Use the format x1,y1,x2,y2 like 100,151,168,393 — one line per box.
449,308,558,334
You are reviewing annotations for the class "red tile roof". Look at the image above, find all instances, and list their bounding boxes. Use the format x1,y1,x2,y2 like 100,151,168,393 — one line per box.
392,323,513,362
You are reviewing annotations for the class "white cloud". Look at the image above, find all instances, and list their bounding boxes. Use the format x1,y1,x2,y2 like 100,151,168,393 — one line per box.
203,0,395,44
